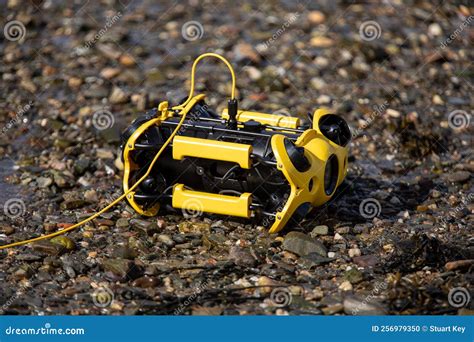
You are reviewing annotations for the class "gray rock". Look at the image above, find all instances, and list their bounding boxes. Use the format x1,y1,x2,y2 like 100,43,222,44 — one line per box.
343,295,387,315
157,234,175,247
102,258,142,279
310,225,329,237
282,231,327,257
344,268,364,284
111,245,137,259
298,253,334,269
446,171,470,183
37,176,53,188
116,218,130,229
229,246,257,267
130,219,159,236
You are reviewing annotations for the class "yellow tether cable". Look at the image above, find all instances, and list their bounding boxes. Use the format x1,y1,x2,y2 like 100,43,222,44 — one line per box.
0,53,237,249
172,52,236,110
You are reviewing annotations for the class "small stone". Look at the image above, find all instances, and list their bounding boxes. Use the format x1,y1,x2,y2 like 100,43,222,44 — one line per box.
32,240,63,255
308,11,326,24
50,236,75,251
317,95,331,104
298,253,333,269
132,276,160,288
202,233,227,249
157,234,175,247
258,276,280,295
446,171,470,183
353,224,370,234
233,43,261,63
229,246,257,267
130,219,159,236
282,231,327,257
428,23,442,36
334,233,343,240
416,205,428,212
353,254,378,268
244,66,262,81
327,252,336,258
431,189,441,198
339,281,353,291
310,225,329,237
344,268,364,284
84,189,98,202
322,303,344,315
96,148,115,159
0,226,15,235
343,295,387,315
432,94,444,105
102,258,141,279
335,226,350,234
100,67,121,79
386,108,400,118
13,265,33,280
68,77,82,88
348,248,361,258
74,158,90,176
109,86,128,104
60,199,88,210
310,36,334,48
131,94,147,111
178,221,210,234
445,259,474,271
52,172,72,188
119,54,135,66
112,245,137,259
116,218,130,229
310,77,326,90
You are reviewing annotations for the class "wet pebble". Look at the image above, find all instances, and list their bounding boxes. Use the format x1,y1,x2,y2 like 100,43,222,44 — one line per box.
282,232,327,257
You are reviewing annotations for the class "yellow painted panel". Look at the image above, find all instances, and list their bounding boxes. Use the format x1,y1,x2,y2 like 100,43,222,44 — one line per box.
172,184,252,218
172,136,252,168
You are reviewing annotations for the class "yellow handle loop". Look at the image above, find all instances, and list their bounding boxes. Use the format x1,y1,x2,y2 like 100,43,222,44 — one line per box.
172,52,236,110
0,52,237,250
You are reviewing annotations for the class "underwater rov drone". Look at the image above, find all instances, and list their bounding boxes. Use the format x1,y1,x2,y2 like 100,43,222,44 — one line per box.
0,53,350,250
121,53,351,234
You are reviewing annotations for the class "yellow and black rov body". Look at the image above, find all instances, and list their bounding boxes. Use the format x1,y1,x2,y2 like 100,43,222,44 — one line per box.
0,53,350,250
121,53,351,234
